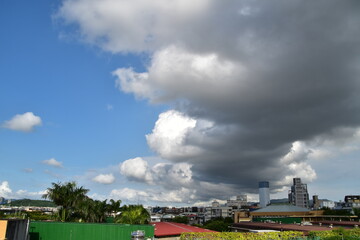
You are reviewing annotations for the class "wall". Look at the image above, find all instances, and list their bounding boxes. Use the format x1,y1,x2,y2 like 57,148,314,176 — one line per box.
29,221,154,240
0,220,7,240
6,219,29,240
252,217,302,224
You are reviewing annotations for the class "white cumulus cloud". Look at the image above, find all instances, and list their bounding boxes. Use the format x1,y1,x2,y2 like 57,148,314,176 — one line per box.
42,158,63,168
114,46,244,103
15,190,47,199
146,110,202,160
92,173,115,184
110,187,196,204
0,181,12,198
120,157,153,183
2,112,42,132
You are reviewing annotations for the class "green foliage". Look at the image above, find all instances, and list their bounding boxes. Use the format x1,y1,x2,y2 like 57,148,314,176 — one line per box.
1,211,27,219
8,199,56,207
321,207,351,216
202,217,233,232
115,205,150,225
42,181,121,223
224,217,234,224
25,211,54,221
170,216,189,224
180,231,303,240
353,208,360,217
204,220,230,232
308,228,360,240
42,181,89,222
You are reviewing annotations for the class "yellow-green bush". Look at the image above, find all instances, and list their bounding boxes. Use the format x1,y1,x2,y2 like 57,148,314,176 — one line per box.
308,228,360,240
180,231,304,240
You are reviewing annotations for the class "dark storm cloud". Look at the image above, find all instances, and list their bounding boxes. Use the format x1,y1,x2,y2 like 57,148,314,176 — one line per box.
59,0,360,201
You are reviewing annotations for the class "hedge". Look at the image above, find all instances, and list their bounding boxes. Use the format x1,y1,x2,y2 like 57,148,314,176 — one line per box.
180,231,304,240
308,228,360,240
180,229,360,240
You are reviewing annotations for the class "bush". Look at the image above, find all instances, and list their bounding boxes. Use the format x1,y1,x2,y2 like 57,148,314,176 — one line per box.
308,228,360,240
180,231,303,240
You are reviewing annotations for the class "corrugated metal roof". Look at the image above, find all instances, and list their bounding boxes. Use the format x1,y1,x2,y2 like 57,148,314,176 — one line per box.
254,205,309,212
151,222,217,237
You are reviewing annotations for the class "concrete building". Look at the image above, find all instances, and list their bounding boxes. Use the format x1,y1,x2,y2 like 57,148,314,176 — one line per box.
211,200,220,207
259,181,270,208
313,196,335,209
288,178,310,209
227,195,248,209
344,195,360,208
319,200,335,209
204,206,233,222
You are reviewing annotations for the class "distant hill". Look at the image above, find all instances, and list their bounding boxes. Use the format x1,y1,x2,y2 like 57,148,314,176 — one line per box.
8,199,56,207
270,198,289,204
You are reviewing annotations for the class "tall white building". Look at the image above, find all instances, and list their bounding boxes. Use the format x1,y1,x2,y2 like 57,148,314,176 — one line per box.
259,181,270,208
288,178,310,209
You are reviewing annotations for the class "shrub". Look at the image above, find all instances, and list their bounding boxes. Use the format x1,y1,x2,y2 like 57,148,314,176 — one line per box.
180,231,304,240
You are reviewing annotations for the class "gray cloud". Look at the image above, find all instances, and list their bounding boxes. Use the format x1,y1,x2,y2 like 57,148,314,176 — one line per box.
58,0,360,201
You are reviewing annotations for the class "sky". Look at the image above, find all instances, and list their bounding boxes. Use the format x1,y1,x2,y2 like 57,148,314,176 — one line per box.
1,0,360,206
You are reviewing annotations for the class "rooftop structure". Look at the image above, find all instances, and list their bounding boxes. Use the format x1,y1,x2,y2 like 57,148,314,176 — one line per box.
259,181,270,208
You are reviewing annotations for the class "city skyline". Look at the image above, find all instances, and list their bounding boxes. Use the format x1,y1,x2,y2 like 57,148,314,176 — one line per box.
1,0,360,206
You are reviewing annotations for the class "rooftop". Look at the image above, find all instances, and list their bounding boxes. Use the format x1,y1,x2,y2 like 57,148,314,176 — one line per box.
151,222,217,237
232,222,332,235
254,205,309,213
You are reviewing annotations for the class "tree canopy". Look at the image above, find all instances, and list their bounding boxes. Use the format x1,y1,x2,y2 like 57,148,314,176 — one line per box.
42,181,122,223
115,205,150,225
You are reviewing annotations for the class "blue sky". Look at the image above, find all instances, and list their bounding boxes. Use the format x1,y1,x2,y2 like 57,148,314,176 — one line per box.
1,0,360,206
0,0,164,202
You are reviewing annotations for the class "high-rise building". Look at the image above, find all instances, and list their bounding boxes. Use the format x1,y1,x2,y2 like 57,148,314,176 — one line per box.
259,181,270,208
288,178,310,209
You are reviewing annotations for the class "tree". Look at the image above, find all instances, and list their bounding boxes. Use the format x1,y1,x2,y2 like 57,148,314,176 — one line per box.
171,216,189,224
42,182,122,223
115,205,150,225
108,199,122,216
321,207,351,216
204,220,229,232
202,217,232,232
42,182,89,222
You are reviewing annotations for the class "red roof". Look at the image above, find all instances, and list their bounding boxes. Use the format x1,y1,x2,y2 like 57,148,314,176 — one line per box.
151,222,217,237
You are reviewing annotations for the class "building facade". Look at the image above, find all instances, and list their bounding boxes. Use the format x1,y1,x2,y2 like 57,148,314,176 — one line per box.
227,195,248,209
288,178,310,209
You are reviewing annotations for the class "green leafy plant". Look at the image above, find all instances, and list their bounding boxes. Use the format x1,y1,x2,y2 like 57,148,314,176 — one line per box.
180,231,304,240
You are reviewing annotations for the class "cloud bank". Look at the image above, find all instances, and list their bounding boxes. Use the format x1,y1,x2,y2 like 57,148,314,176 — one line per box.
57,0,360,203
0,181,45,199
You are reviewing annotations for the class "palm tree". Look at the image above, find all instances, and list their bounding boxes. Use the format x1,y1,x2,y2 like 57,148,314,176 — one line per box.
108,199,122,216
115,205,150,225
43,181,89,222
